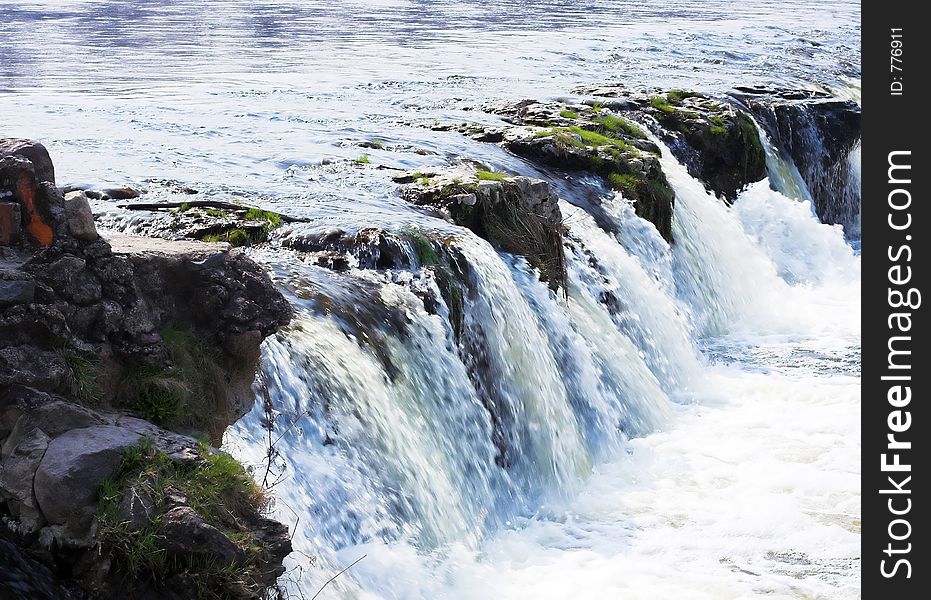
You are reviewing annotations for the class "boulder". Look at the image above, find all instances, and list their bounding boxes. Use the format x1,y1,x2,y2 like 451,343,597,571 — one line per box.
158,505,244,566
0,271,35,306
398,166,568,290
0,138,55,185
33,425,141,537
0,427,50,532
64,191,98,241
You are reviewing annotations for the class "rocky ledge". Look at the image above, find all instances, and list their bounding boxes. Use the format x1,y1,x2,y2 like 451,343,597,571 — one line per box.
1,139,293,599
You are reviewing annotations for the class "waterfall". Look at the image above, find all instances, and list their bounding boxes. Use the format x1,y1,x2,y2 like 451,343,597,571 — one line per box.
222,106,860,597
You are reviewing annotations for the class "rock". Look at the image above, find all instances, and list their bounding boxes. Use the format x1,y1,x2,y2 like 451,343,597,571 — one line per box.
448,100,676,241
642,92,767,201
0,201,22,245
63,191,98,241
0,347,69,392
116,483,156,529
0,272,35,306
400,166,567,290
158,506,243,566
0,427,50,532
0,138,55,184
33,425,141,537
738,93,861,230
98,186,139,200
0,537,81,600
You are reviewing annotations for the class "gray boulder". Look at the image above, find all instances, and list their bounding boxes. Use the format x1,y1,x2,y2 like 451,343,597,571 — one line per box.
0,427,50,532
33,425,141,537
64,191,98,241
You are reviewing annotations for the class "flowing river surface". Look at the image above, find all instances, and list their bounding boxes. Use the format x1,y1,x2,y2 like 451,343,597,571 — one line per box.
1,1,861,598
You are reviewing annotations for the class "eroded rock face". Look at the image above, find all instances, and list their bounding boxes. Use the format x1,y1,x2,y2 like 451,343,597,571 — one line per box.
737,89,861,230
396,166,567,290
0,141,294,599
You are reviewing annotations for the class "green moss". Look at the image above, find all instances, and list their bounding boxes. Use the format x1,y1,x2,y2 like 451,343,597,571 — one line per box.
590,114,646,139
97,438,268,599
559,109,579,119
356,154,371,164
709,125,727,136
402,227,440,265
650,96,676,114
228,229,251,247
179,202,192,212
204,208,226,218
666,89,706,105
242,208,283,229
476,169,508,181
432,265,464,338
710,114,728,127
608,173,639,193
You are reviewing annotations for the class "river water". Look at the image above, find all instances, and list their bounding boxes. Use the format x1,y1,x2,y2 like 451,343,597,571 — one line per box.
1,1,861,598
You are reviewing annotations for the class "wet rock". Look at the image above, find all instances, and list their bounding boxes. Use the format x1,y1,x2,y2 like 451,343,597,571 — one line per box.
0,138,55,184
64,191,98,241
738,91,861,230
284,226,412,270
640,91,767,201
398,166,567,290
33,425,141,538
445,100,676,241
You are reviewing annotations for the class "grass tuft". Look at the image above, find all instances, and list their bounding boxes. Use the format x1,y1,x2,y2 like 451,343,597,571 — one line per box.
97,438,269,599
476,169,508,181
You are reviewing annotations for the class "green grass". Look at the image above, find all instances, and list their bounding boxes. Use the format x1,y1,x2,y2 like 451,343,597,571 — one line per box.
476,169,508,181
117,325,228,439
650,96,676,114
64,351,104,404
179,202,192,212
97,438,268,599
356,154,371,164
204,208,226,218
243,208,283,228
559,109,579,119
709,125,728,136
591,114,647,139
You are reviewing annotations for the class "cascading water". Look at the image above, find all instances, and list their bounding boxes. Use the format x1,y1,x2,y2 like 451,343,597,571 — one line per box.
223,110,860,598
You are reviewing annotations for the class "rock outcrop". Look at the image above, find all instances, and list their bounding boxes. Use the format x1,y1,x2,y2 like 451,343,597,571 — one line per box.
734,87,861,230
442,101,676,241
1,140,294,599
395,166,567,291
